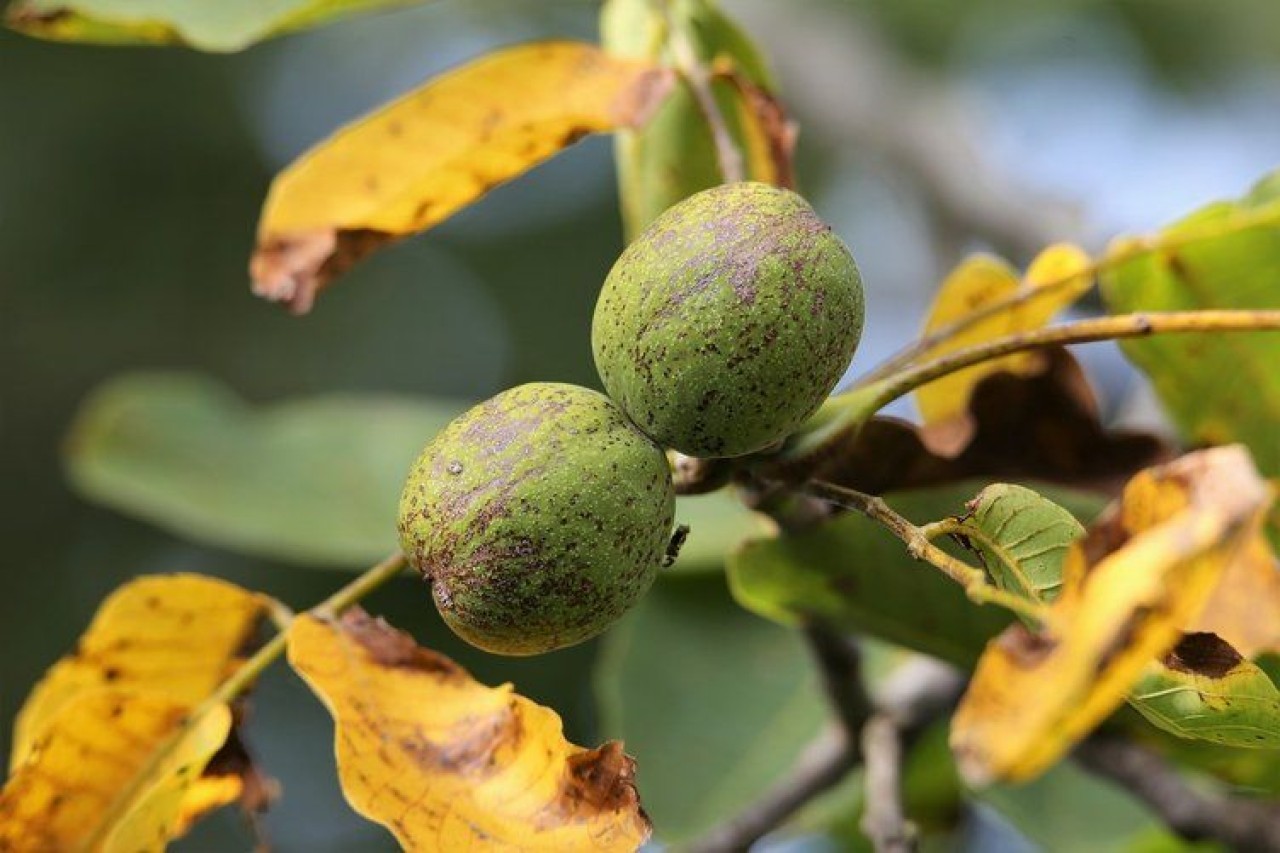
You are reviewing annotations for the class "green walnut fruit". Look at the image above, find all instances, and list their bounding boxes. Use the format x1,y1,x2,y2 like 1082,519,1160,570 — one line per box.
592,182,864,458
397,382,675,655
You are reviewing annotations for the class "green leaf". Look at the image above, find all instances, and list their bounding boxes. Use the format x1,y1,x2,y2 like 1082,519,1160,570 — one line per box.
1101,171,1280,476
6,0,431,51
729,482,1104,667
963,483,1085,605
1129,633,1280,749
65,372,461,566
594,572,826,843
1121,698,1280,796
670,489,770,573
66,371,759,570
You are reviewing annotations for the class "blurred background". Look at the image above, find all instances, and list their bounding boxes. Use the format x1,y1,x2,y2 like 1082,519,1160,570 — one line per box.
3,0,1280,849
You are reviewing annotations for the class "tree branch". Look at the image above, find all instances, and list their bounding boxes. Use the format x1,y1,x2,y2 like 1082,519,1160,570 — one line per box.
859,199,1280,387
805,624,873,734
1076,735,1280,852
687,726,858,853
667,10,746,184
781,309,1280,469
861,715,916,853
688,647,964,852
798,479,1051,624
855,309,1280,417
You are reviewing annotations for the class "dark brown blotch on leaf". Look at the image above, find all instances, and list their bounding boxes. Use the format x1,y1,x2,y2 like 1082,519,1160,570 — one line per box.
1164,632,1245,679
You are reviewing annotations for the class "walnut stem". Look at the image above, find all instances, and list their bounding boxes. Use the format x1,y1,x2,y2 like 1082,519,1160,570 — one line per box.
783,309,1280,469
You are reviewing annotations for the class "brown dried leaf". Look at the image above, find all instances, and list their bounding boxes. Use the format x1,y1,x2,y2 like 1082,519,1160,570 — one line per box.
825,349,1168,496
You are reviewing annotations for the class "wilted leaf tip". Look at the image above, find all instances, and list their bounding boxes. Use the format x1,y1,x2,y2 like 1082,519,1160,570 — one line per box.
611,67,678,129
560,740,647,820
249,228,393,315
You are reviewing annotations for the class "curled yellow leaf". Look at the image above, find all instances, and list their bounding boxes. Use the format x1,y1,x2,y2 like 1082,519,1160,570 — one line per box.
915,244,1092,453
951,446,1273,785
1189,534,1280,659
12,573,267,766
0,691,233,852
3,574,270,850
251,40,673,313
286,609,651,851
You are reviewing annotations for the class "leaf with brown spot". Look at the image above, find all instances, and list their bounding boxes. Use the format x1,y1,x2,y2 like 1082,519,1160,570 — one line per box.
11,573,267,766
823,349,1169,497
286,609,651,851
944,476,1280,750
951,446,1273,785
1129,633,1280,748
3,574,271,848
250,41,672,313
914,245,1093,454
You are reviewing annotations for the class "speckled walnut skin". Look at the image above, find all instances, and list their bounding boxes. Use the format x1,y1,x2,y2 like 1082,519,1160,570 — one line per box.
397,383,675,656
592,182,864,458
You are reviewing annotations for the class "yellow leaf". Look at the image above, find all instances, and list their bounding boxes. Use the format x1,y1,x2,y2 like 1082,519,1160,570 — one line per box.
287,609,651,851
12,573,266,766
251,40,672,313
4,574,269,849
951,446,1272,785
1190,535,1280,658
0,690,232,852
915,245,1092,451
